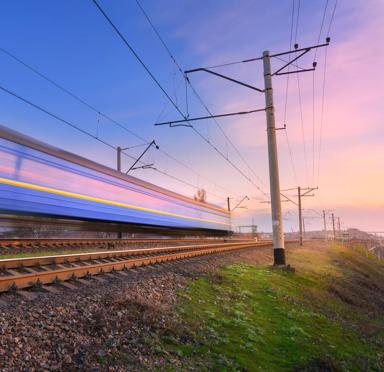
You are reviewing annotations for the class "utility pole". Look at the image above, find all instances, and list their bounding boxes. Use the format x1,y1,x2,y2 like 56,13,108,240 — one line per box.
227,197,231,236
332,213,336,240
298,186,303,246
323,210,327,241
180,40,330,267
117,146,122,172
337,216,341,238
296,186,317,246
263,51,285,266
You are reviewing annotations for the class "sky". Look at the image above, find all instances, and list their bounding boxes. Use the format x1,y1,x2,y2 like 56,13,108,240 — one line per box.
0,0,382,232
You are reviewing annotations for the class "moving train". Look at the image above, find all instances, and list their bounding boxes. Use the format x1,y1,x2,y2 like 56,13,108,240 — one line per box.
0,125,230,235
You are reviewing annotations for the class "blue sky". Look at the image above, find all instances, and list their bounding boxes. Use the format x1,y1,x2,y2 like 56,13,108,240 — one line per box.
0,0,383,232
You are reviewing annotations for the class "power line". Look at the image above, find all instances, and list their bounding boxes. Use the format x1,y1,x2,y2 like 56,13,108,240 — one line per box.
317,40,329,185
0,83,227,201
311,0,329,186
313,0,329,62
0,84,115,151
0,47,147,145
318,0,338,184
294,0,301,44
282,0,299,186
0,47,236,198
326,0,338,37
293,0,309,186
92,0,267,196
135,0,267,189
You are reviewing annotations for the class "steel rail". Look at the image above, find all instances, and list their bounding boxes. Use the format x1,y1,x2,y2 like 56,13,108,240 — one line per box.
0,241,272,293
0,238,234,247
0,241,260,270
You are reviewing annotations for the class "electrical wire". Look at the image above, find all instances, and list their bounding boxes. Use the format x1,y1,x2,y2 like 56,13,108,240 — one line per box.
135,0,307,205
311,0,329,186
311,70,316,186
313,0,329,62
0,84,115,151
282,0,299,186
0,47,236,199
326,0,338,37
293,0,309,186
92,0,267,196
317,0,338,184
135,0,267,189
317,42,328,185
0,83,226,201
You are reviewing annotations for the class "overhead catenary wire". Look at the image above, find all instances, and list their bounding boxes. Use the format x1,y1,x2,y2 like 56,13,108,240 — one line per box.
317,31,329,185
92,0,267,197
311,0,329,186
326,0,338,37
135,0,324,208
0,83,227,201
135,0,267,189
313,0,329,62
317,0,338,184
292,0,310,186
282,0,299,186
0,47,237,199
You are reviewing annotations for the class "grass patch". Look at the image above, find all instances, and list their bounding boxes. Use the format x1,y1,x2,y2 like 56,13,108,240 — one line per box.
164,243,384,370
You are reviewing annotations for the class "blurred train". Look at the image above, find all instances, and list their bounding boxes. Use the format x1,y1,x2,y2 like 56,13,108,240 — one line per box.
0,125,230,236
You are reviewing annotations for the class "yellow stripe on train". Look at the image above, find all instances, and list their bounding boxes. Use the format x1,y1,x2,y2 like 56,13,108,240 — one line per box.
0,177,230,227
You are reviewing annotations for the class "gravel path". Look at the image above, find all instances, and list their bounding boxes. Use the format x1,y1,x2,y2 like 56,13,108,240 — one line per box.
0,244,276,370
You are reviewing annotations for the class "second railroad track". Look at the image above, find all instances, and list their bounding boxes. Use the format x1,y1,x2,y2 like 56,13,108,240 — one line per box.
0,240,272,293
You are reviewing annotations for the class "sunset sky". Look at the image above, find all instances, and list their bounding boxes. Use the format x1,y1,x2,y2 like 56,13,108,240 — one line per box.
0,0,382,232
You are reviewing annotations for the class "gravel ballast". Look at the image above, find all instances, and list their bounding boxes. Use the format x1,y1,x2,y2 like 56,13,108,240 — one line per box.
0,244,275,370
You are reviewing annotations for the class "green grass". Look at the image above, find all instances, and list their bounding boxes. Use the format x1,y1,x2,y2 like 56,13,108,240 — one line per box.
163,243,384,370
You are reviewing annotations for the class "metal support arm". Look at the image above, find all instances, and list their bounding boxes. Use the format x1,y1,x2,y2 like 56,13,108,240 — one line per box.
184,68,265,93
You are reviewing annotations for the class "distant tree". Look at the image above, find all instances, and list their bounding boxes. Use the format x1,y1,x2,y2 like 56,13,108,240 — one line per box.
194,189,207,203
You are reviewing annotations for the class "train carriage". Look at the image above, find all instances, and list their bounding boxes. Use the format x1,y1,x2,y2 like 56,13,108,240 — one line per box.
0,125,230,235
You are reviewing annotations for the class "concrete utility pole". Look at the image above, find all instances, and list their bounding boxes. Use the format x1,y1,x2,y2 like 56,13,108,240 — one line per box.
298,186,303,246
263,51,285,266
332,213,336,240
296,186,317,246
181,41,331,267
117,146,122,172
227,197,231,235
337,216,341,237
323,210,327,241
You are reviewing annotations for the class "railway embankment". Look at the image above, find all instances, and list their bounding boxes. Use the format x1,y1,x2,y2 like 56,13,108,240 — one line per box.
0,241,382,370
163,241,384,370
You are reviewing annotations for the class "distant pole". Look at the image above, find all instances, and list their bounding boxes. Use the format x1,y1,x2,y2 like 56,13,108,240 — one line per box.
117,146,123,239
117,146,122,172
332,213,336,240
298,186,303,246
227,197,231,235
337,216,341,238
263,50,285,266
323,210,327,241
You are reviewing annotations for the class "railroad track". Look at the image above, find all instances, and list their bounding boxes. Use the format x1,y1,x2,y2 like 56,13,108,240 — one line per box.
0,240,271,293
0,238,244,255
0,238,233,247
